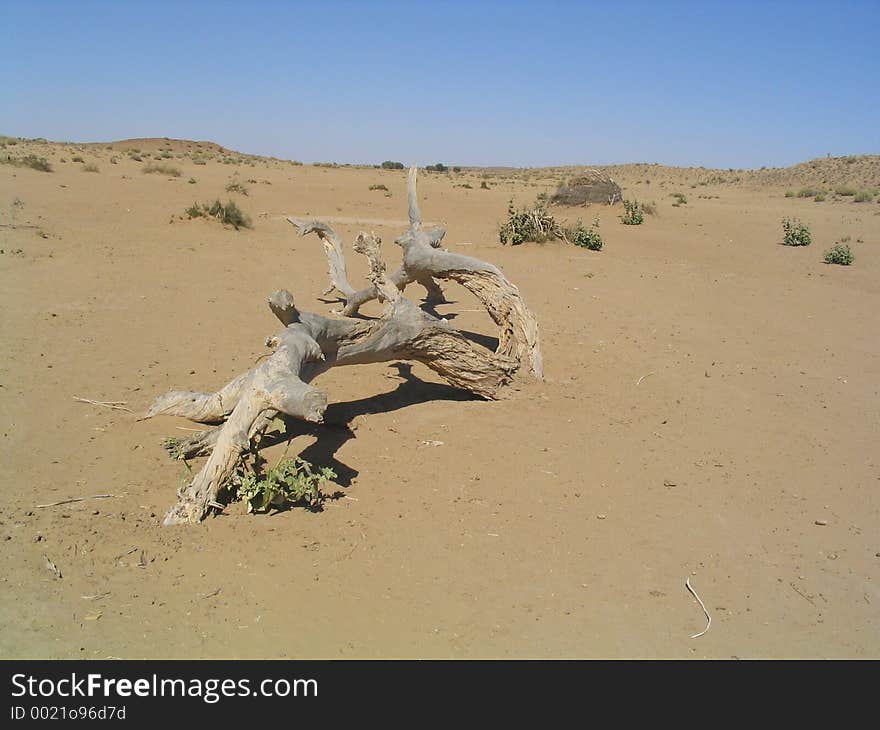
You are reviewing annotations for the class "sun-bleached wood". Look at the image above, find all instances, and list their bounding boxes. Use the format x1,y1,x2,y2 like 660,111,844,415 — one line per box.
146,168,541,524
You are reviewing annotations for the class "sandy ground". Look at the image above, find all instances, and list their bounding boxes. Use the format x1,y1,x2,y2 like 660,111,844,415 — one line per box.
1,140,878,659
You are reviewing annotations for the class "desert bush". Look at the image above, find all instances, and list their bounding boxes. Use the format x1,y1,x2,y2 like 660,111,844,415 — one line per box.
814,193,826,202
381,160,404,170
82,163,99,173
781,217,811,246
671,192,688,205
453,166,462,173
499,198,564,245
834,185,856,196
784,191,795,198
185,199,252,229
225,180,249,195
192,156,207,165
566,218,603,251
425,163,447,172
187,177,197,184
143,163,181,177
620,199,645,225
3,154,53,172
457,183,473,189
369,184,388,191
796,188,820,198
824,242,853,265
71,155,84,163
854,191,873,203
480,181,490,190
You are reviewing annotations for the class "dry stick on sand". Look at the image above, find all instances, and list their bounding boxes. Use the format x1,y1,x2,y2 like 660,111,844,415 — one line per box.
73,397,133,413
685,577,712,638
36,494,114,508
636,372,655,386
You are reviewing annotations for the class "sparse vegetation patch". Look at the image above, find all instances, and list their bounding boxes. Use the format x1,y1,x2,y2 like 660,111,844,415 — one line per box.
781,217,811,246
143,163,181,177
185,199,252,229
824,242,853,265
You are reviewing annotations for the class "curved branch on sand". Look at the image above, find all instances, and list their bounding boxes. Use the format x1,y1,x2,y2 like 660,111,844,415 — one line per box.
146,166,541,524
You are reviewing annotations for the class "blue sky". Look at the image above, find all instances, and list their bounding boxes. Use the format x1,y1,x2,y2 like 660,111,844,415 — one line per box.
4,0,879,168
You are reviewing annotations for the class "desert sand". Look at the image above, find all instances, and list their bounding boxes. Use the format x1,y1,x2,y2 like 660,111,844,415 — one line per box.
1,138,878,658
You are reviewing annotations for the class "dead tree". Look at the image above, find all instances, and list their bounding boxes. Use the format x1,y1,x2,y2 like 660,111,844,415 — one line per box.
145,167,542,525
290,167,542,379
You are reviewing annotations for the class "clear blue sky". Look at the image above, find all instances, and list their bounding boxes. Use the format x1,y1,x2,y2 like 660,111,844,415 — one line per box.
4,0,879,168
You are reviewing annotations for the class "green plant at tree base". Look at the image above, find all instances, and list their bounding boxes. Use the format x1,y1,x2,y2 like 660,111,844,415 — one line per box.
620,199,644,225
823,242,853,265
781,217,811,246
232,452,337,514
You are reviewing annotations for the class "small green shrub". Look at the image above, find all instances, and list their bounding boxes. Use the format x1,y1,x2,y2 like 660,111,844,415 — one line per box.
823,242,853,265
784,190,795,198
480,181,490,190
82,163,99,173
499,198,563,245
143,163,181,177
381,160,404,170
369,183,388,191
671,192,688,205
425,163,447,172
232,455,336,514
854,191,873,203
620,199,644,225
834,185,856,196
782,217,811,246
566,217,603,251
814,193,826,201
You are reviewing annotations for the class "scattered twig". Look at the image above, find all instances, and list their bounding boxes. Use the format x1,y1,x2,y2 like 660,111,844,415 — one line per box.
37,494,114,508
685,577,711,638
790,582,816,607
114,546,138,561
175,426,204,432
43,555,62,579
198,587,222,600
73,396,133,413
81,592,111,601
636,372,655,386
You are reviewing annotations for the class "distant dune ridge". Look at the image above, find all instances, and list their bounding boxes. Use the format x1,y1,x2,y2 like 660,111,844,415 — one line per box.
3,135,879,190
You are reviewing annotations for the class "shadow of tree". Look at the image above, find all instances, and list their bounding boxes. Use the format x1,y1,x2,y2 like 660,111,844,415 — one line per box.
260,363,480,488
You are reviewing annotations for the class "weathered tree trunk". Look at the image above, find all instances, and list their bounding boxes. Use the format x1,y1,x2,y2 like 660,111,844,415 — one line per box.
292,167,543,378
146,167,541,525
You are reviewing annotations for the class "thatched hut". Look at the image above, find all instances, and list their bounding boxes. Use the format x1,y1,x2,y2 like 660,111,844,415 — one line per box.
551,169,622,206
